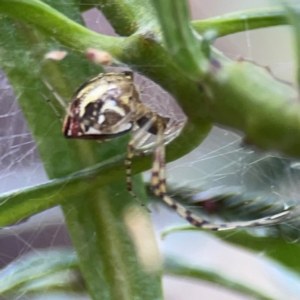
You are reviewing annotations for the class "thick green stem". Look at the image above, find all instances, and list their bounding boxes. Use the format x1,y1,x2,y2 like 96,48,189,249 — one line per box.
80,0,158,36
0,0,123,56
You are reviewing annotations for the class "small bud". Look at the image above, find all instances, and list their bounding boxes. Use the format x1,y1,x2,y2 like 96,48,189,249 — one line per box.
44,50,68,61
86,48,112,65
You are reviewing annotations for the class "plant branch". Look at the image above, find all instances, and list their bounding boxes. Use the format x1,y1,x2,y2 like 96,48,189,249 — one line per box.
151,0,208,79
0,0,123,56
80,0,158,36
191,6,299,37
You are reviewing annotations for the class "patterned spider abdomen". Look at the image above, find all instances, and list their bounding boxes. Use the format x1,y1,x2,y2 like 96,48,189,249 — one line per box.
63,71,138,140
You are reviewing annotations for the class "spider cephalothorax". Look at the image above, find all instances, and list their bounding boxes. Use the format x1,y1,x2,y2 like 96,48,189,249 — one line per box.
62,71,291,231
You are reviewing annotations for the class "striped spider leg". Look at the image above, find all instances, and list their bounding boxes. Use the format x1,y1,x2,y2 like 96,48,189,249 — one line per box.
61,71,291,231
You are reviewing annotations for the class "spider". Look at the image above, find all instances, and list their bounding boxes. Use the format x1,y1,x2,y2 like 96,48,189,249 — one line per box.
60,71,291,231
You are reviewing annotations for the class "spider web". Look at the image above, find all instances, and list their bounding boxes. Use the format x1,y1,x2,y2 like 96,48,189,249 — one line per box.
1,1,300,300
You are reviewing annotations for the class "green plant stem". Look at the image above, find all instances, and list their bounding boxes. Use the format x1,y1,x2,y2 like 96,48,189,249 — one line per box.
151,0,208,79
285,5,300,92
0,0,123,57
191,6,297,37
80,0,157,36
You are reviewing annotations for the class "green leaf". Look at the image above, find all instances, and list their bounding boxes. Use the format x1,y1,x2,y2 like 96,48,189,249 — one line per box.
163,256,275,300
0,249,79,295
63,179,163,300
1,248,276,300
162,225,300,275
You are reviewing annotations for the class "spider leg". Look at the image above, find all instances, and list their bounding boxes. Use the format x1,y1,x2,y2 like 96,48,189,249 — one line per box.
42,80,68,110
150,126,291,231
40,90,64,122
98,111,135,134
125,116,157,211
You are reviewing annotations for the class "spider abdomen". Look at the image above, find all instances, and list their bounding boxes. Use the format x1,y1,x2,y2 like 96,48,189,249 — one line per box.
63,72,137,140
